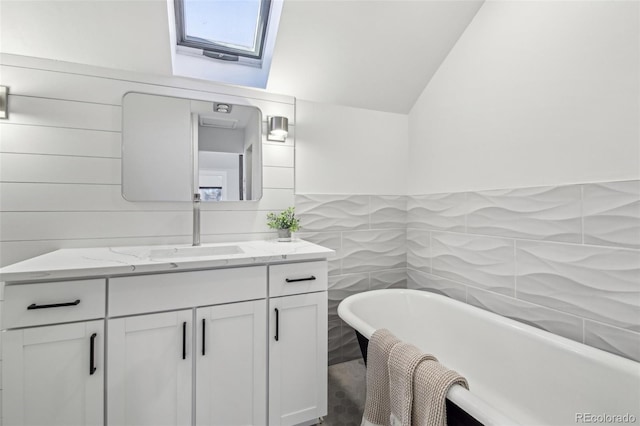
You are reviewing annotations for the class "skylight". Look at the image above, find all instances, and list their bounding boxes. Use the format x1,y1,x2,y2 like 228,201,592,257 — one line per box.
175,0,271,62
169,0,283,88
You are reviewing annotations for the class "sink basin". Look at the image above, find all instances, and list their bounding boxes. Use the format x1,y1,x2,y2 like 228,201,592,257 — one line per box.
150,245,244,260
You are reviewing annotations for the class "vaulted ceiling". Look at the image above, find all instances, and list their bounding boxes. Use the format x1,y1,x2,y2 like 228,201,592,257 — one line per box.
0,0,483,113
267,0,483,113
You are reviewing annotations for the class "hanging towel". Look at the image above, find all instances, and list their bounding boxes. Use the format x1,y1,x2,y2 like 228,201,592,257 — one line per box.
412,360,469,426
361,329,401,426
388,343,438,426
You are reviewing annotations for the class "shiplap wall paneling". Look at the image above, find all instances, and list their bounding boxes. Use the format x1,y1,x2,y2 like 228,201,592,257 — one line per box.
0,59,295,269
0,64,295,123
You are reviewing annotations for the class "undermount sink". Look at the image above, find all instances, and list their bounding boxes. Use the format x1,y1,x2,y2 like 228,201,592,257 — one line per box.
149,245,244,260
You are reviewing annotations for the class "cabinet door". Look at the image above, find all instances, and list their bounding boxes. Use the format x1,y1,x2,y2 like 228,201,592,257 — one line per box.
195,300,267,426
269,292,328,426
2,320,104,426
108,310,192,426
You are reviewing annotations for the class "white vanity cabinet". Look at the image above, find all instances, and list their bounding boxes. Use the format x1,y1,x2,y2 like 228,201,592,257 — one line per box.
2,280,106,426
107,266,268,426
108,299,269,426
0,241,333,426
268,262,328,426
107,310,193,426
195,300,267,426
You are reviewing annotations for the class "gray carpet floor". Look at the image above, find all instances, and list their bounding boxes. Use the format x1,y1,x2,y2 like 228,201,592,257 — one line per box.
324,359,367,426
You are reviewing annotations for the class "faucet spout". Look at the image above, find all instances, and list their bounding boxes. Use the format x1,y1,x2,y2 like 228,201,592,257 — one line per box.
193,193,201,246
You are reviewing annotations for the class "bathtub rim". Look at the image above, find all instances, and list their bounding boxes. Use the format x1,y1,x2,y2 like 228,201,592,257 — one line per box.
337,289,517,425
337,288,640,426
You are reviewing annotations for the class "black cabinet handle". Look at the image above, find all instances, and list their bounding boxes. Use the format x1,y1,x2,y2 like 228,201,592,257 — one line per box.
89,333,97,375
274,308,279,342
182,322,187,360
285,276,316,283
202,318,206,356
28,299,80,310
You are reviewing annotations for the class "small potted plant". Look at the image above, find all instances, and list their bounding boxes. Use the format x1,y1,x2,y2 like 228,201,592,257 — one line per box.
267,207,300,242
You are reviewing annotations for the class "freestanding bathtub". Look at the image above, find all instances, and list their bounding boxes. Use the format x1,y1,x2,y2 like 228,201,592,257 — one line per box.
338,289,640,426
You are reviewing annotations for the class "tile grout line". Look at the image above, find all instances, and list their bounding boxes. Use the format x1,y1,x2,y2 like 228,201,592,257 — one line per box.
514,239,518,299
428,230,433,274
580,184,585,245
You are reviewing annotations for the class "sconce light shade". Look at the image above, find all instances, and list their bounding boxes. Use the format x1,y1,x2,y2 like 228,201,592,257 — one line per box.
267,116,288,142
0,86,8,119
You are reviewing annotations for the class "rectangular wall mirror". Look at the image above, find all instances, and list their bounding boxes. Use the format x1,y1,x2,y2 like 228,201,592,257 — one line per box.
122,92,263,202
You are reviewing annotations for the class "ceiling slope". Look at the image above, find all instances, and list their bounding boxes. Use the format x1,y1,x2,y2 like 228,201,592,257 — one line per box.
0,0,173,76
267,0,484,113
0,0,484,114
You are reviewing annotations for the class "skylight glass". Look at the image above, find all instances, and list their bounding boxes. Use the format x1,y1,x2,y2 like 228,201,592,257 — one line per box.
175,0,271,60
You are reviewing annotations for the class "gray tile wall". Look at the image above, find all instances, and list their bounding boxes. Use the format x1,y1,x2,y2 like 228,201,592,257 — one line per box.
295,195,407,364
407,180,640,362
298,180,640,364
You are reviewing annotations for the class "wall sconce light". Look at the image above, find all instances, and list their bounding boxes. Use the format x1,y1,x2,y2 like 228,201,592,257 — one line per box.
267,116,288,142
0,86,8,119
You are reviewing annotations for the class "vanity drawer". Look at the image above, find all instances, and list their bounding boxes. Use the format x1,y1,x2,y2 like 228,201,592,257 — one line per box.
3,279,106,329
109,266,267,316
269,261,328,297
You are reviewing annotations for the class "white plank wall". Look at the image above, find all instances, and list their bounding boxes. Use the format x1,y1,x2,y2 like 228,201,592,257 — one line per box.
0,58,296,422
0,56,296,268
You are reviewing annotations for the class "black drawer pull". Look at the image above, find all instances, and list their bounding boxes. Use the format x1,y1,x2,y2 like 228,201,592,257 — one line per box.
285,276,316,283
274,308,279,342
27,299,80,310
89,333,97,375
202,318,206,356
182,322,187,360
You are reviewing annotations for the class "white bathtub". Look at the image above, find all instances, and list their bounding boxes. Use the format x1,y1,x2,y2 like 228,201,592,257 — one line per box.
337,289,640,426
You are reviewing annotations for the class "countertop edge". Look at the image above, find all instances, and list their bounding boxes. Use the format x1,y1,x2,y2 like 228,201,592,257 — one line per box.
0,240,335,283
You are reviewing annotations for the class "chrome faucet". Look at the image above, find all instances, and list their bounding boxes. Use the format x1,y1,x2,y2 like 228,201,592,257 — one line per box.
193,193,201,246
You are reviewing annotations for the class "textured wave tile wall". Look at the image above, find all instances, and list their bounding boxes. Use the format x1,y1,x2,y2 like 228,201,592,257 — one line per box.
407,269,466,302
406,179,640,362
466,287,584,342
431,232,515,296
370,196,407,229
295,194,370,231
326,269,407,364
516,241,640,331
342,229,406,273
328,273,369,327
304,180,640,363
407,229,431,273
294,231,342,276
583,180,640,249
370,269,407,291
328,319,343,365
466,185,582,243
296,194,407,364
584,320,640,362
407,192,466,231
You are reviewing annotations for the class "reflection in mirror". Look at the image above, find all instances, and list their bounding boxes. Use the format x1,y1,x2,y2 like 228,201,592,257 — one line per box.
192,102,262,201
122,92,263,202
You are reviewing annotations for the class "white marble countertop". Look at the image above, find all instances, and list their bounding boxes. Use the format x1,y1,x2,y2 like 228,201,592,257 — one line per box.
0,239,335,282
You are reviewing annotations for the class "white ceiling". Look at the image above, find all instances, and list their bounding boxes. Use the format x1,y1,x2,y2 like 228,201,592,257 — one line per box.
0,0,483,114
0,0,174,75
267,0,484,113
